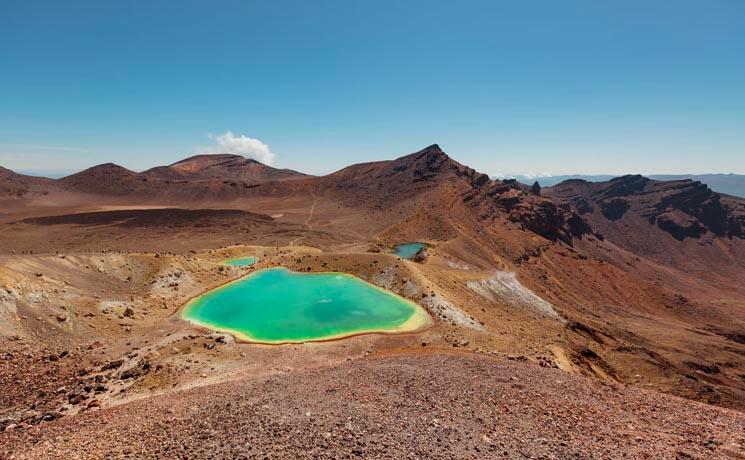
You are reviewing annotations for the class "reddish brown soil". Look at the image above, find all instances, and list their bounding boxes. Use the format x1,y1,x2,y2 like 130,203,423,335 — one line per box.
2,353,744,459
1,145,745,458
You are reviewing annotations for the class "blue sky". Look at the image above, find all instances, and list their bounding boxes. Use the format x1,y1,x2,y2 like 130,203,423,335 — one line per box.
1,1,744,176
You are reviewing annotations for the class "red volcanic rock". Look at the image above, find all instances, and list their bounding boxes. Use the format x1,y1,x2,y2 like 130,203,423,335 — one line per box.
169,154,308,183
0,166,56,197
58,163,142,195
547,174,745,241
3,354,744,459
49,154,310,199
140,165,206,181
314,144,591,244
656,209,705,240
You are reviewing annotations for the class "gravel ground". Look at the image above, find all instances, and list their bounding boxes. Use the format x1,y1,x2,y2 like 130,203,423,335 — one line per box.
2,352,744,459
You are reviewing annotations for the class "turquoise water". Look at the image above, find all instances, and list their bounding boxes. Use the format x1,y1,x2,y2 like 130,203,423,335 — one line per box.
394,242,427,259
181,267,429,343
223,256,258,267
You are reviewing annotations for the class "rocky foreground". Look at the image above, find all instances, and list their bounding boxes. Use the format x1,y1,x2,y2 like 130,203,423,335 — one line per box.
2,353,743,459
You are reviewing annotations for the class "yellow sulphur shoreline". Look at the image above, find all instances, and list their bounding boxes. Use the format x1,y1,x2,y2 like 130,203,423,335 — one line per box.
179,267,434,345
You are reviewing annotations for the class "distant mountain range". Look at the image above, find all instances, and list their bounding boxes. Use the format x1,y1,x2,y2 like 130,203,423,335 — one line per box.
0,153,310,199
5,154,744,201
6,145,742,248
2,144,745,414
494,174,745,198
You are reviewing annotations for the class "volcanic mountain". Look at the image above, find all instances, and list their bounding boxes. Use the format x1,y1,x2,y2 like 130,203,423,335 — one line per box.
0,166,56,197
2,144,745,458
303,144,591,253
546,175,744,241
50,153,310,200
166,153,309,182
545,175,745,282
57,163,144,195
500,173,745,198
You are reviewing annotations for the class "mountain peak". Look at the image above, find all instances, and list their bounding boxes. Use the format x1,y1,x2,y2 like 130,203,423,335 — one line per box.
0,165,56,196
63,163,136,178
168,153,307,182
170,153,250,168
391,144,451,167
597,174,650,199
413,143,446,158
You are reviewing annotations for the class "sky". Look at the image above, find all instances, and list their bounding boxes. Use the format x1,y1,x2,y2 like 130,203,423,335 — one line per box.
1,0,744,177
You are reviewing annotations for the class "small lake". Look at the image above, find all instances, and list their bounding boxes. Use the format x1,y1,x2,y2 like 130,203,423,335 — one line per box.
181,267,430,344
222,256,258,267
394,242,427,259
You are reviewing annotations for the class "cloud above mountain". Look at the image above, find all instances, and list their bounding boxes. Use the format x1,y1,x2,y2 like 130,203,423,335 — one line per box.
208,131,275,165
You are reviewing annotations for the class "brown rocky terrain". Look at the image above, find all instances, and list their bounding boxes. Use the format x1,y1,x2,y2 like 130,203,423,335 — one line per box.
0,167,56,198
3,353,745,459
1,145,745,458
545,176,745,299
168,153,309,182
47,153,310,201
546,175,744,245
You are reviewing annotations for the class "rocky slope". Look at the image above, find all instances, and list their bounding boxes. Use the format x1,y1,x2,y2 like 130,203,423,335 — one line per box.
311,144,590,245
506,173,745,198
2,353,743,459
56,162,276,201
168,153,309,182
2,144,745,457
0,167,56,197
547,175,744,241
57,163,144,195
545,175,745,279
2,153,309,199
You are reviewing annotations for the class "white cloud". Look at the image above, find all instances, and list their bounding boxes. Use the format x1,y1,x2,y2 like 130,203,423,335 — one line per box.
490,172,554,180
522,172,554,179
208,131,275,165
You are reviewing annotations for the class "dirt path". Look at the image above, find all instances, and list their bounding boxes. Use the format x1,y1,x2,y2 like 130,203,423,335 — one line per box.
289,194,318,246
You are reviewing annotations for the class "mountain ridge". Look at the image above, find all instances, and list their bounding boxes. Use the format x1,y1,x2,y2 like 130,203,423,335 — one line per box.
498,173,745,198
4,149,744,198
0,165,56,197
168,153,309,182
2,147,743,249
2,143,745,428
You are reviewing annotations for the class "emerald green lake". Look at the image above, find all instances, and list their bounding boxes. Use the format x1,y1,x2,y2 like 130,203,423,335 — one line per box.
223,256,257,267
394,242,427,259
181,267,430,344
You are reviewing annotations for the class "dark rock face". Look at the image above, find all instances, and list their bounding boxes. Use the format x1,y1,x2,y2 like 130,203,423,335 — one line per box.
601,198,630,221
407,145,451,183
507,200,574,243
530,181,541,196
596,175,650,199
566,214,593,238
462,178,594,244
573,198,594,215
547,175,745,241
656,211,705,240
411,247,428,263
647,181,742,238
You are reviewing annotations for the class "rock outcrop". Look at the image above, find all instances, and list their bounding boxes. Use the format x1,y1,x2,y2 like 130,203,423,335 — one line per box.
547,175,745,241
